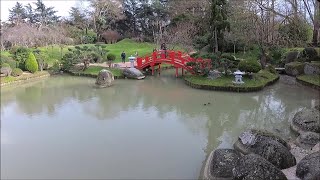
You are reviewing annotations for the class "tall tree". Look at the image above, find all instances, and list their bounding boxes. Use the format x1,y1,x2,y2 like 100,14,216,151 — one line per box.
122,0,139,36
209,0,230,52
89,0,123,40
68,7,87,29
33,0,60,26
8,2,26,25
25,3,36,24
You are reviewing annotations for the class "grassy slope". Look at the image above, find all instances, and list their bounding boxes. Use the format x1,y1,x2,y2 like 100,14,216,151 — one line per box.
1,39,156,65
185,70,278,88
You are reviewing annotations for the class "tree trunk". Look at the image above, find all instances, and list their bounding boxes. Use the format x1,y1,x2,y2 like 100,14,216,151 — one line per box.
214,27,218,53
312,0,320,46
260,47,267,69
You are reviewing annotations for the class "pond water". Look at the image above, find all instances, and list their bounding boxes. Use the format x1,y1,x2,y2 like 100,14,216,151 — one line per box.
1,71,319,179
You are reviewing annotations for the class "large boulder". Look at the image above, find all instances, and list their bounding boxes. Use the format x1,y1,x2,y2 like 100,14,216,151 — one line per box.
296,151,320,180
284,51,299,64
304,62,320,75
285,62,305,76
0,67,12,77
295,132,320,150
123,68,145,80
95,69,114,88
291,108,320,134
233,129,296,169
232,154,287,180
204,149,241,180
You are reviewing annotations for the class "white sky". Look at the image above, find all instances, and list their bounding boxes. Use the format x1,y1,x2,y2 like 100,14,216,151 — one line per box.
1,0,83,22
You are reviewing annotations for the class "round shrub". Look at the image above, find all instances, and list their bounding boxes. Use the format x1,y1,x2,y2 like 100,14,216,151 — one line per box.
1,55,17,68
238,60,262,73
11,68,23,77
300,47,318,62
107,53,116,61
1,63,10,68
25,52,38,73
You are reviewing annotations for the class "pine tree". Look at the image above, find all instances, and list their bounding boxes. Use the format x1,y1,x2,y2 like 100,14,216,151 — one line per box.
33,0,60,26
25,3,36,24
69,7,86,29
8,2,26,25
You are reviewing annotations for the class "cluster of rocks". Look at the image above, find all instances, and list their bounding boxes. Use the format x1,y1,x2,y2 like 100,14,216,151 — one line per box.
204,106,320,180
95,68,145,88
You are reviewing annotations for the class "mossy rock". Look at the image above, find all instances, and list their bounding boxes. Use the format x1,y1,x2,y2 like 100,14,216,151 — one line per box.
233,129,296,169
285,62,305,76
284,51,299,63
233,154,287,180
290,108,320,134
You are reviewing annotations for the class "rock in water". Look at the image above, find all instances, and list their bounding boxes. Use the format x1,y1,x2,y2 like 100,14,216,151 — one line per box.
295,132,320,150
95,69,114,88
296,151,320,180
291,108,320,134
233,154,287,180
123,68,145,80
234,129,296,169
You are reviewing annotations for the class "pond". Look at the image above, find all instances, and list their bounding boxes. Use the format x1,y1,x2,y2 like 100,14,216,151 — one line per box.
1,71,319,179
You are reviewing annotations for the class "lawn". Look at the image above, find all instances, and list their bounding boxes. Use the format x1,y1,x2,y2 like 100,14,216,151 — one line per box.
1,39,157,66
70,66,123,77
297,74,320,87
185,70,279,88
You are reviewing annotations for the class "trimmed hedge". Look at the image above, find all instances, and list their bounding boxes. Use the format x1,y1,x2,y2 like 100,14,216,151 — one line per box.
107,53,116,61
1,63,10,68
11,68,23,77
1,55,17,68
25,52,38,73
238,60,262,73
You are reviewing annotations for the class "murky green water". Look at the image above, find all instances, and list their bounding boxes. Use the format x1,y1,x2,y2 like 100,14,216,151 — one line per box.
1,71,319,179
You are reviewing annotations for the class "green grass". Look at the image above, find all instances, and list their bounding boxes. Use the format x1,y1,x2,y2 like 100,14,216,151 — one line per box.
1,39,157,66
0,71,50,84
185,70,278,88
297,74,320,86
72,66,123,77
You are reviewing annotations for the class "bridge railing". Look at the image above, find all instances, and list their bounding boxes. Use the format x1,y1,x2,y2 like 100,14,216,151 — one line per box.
136,50,212,74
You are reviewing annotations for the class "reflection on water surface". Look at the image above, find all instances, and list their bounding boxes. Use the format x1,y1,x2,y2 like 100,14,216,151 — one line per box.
1,72,319,179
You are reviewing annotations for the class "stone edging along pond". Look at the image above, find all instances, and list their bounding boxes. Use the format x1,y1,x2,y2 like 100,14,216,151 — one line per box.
0,71,50,87
296,78,320,91
184,76,280,92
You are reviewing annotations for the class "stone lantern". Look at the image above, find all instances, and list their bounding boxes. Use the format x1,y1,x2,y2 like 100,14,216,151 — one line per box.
129,55,135,68
233,70,245,84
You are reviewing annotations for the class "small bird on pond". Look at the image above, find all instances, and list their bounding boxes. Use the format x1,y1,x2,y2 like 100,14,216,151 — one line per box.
203,104,207,106
208,102,211,105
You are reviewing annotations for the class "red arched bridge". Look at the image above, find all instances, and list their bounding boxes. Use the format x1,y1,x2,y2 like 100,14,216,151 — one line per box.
136,50,211,77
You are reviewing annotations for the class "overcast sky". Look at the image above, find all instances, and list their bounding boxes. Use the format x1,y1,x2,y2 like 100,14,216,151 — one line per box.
1,0,83,22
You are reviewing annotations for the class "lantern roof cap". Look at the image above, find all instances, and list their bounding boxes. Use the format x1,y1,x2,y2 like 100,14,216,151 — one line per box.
233,70,245,75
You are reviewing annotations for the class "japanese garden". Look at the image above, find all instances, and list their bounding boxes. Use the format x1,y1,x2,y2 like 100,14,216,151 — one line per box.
1,0,319,179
